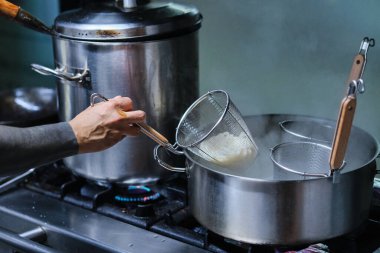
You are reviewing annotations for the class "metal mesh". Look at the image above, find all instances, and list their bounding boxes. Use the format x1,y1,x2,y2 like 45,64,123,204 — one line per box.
176,90,258,167
279,120,335,143
270,142,332,177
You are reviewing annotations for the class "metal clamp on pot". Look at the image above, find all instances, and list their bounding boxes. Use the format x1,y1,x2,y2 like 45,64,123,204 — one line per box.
31,63,91,85
31,64,91,87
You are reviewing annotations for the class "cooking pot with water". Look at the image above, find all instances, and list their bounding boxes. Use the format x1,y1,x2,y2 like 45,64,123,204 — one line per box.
155,114,379,245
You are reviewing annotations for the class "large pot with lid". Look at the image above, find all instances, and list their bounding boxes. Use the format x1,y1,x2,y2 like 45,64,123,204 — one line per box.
23,0,202,185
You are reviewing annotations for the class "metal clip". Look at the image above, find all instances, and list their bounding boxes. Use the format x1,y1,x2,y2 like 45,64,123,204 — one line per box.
347,79,365,96
329,161,346,184
90,93,109,106
332,170,341,184
31,63,91,88
359,37,375,56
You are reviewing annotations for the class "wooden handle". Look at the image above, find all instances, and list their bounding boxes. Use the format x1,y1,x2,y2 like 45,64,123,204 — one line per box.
137,122,169,144
329,96,356,170
346,54,365,84
116,108,169,145
0,0,19,19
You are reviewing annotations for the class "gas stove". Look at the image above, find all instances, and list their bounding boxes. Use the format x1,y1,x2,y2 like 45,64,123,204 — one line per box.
0,162,380,253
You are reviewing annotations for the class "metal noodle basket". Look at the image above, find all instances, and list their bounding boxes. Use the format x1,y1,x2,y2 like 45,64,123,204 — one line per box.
270,142,335,177
279,120,335,143
174,90,258,167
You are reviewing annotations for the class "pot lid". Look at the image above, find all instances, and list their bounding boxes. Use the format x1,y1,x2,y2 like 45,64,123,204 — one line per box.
54,0,202,41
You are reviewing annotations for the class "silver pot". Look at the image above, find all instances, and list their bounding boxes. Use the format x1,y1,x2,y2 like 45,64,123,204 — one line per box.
155,114,379,245
31,0,202,185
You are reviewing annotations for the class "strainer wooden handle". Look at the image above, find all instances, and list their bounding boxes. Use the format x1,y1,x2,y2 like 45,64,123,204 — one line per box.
329,96,356,171
0,0,54,35
137,122,169,145
0,0,19,19
346,54,365,84
329,45,366,172
116,108,169,145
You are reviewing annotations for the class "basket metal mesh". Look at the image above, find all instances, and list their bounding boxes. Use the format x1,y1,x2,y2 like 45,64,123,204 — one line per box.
175,90,258,167
270,142,333,177
279,120,335,143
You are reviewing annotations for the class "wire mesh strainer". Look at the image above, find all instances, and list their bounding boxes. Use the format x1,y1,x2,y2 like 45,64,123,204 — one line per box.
279,120,335,143
270,142,344,177
175,90,258,167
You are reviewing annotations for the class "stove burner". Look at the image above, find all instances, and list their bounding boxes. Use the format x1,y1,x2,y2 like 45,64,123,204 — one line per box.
114,185,161,204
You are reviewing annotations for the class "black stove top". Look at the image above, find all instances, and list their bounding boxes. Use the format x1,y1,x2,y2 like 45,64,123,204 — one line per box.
1,162,380,253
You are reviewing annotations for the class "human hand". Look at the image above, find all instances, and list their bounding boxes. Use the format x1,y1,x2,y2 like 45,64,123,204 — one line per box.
69,96,145,153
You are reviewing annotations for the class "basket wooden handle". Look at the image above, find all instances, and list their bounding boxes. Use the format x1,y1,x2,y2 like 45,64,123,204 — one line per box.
329,96,356,171
137,122,169,145
346,54,365,84
0,0,53,35
0,0,19,19
116,108,169,145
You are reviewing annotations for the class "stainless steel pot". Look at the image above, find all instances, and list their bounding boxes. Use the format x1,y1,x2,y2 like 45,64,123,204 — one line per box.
155,114,379,245
29,0,202,185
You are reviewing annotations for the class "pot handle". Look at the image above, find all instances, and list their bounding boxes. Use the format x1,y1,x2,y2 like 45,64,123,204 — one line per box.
31,63,89,85
153,145,186,173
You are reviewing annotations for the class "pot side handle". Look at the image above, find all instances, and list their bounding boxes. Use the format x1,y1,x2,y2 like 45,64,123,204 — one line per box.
153,145,186,173
31,63,90,86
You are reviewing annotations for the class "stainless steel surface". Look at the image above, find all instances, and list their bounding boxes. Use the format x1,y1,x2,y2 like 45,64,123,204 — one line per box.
188,157,375,245
54,1,201,41
32,1,201,185
154,145,186,172
56,32,198,185
164,114,379,245
19,227,47,243
0,227,58,253
0,188,208,253
122,0,138,8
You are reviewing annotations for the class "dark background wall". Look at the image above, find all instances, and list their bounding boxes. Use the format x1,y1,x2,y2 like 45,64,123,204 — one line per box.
0,0,58,88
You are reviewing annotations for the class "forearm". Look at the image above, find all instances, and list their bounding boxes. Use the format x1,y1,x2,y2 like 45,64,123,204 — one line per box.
0,122,78,176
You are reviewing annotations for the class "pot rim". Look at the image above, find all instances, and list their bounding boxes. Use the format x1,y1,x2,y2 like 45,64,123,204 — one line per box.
183,114,380,183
